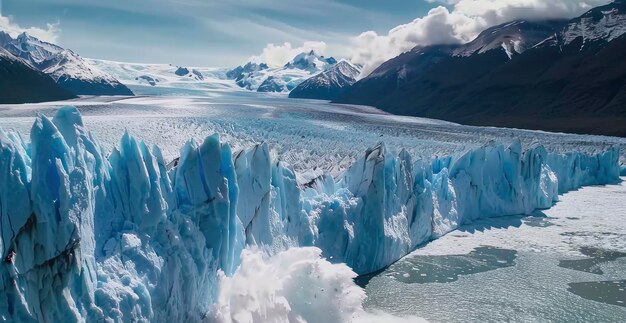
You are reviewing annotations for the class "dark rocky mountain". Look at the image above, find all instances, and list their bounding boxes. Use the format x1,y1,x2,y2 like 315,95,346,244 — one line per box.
257,76,289,92
289,60,360,100
174,66,204,80
0,48,76,104
174,67,190,76
135,75,159,86
0,32,133,96
335,1,626,137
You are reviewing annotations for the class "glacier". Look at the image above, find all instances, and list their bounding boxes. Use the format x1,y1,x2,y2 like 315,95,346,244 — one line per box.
0,106,621,322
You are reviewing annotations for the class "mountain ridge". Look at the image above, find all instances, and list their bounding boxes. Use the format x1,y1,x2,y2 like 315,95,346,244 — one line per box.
334,1,626,137
0,32,133,96
288,60,361,100
227,50,338,93
0,47,77,104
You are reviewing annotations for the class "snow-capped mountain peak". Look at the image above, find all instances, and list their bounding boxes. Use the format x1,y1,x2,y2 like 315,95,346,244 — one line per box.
226,61,269,79
0,47,17,61
41,49,118,83
289,59,361,100
285,50,336,71
560,0,626,45
227,51,339,93
0,32,133,96
0,46,78,103
334,59,360,77
9,32,64,67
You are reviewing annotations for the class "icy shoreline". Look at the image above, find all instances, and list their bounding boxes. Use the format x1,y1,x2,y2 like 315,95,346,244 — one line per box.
0,107,621,322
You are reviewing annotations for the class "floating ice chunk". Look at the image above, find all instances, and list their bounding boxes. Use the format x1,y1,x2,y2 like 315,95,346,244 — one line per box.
213,247,365,323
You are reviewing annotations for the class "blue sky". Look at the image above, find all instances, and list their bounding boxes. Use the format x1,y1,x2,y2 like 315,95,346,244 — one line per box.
2,0,608,69
2,0,433,66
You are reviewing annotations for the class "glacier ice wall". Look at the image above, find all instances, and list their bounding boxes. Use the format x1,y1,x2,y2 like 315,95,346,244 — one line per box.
0,107,621,322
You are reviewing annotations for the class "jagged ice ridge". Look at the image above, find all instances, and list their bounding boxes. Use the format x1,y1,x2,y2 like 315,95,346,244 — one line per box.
0,107,620,322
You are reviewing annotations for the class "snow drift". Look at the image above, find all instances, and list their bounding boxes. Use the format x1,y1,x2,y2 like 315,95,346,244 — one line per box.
0,107,620,322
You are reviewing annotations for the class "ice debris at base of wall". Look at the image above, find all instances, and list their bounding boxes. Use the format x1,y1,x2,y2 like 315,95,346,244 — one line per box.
0,106,621,322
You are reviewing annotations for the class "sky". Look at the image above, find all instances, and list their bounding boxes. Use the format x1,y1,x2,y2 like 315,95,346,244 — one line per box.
0,0,612,71
1,0,433,66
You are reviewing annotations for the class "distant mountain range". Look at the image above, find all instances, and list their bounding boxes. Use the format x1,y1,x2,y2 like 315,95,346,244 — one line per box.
226,50,338,92
333,0,626,137
2,1,625,137
85,60,241,96
0,32,133,102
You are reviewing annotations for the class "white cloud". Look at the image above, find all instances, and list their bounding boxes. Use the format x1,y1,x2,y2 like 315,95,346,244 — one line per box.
453,0,608,23
425,0,462,4
0,15,60,43
351,6,475,76
350,0,611,76
250,41,327,67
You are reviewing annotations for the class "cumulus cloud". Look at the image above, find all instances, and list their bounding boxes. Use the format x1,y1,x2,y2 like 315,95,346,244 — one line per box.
0,15,60,43
351,0,611,76
351,6,475,76
250,41,327,67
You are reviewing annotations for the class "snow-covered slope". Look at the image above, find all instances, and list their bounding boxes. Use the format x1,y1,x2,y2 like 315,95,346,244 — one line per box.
453,20,566,58
0,107,620,321
0,32,133,96
173,66,204,80
227,50,337,93
559,0,626,46
289,60,360,100
0,47,76,103
40,50,134,95
285,50,337,71
87,59,242,95
0,32,64,66
225,62,268,79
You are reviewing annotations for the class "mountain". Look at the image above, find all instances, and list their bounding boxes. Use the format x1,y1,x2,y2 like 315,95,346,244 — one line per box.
227,50,337,92
0,48,76,103
0,32,63,65
334,1,626,137
174,66,204,80
284,50,337,71
39,49,134,96
558,0,626,46
256,76,286,92
0,32,133,96
289,60,360,100
226,62,268,80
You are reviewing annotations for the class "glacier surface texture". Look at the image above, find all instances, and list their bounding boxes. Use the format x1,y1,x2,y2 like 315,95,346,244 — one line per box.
0,107,621,322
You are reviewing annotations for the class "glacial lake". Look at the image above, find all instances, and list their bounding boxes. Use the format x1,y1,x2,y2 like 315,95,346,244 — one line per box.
361,180,626,322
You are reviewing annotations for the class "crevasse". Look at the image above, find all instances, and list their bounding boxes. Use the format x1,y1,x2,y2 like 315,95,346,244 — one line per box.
0,107,620,322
